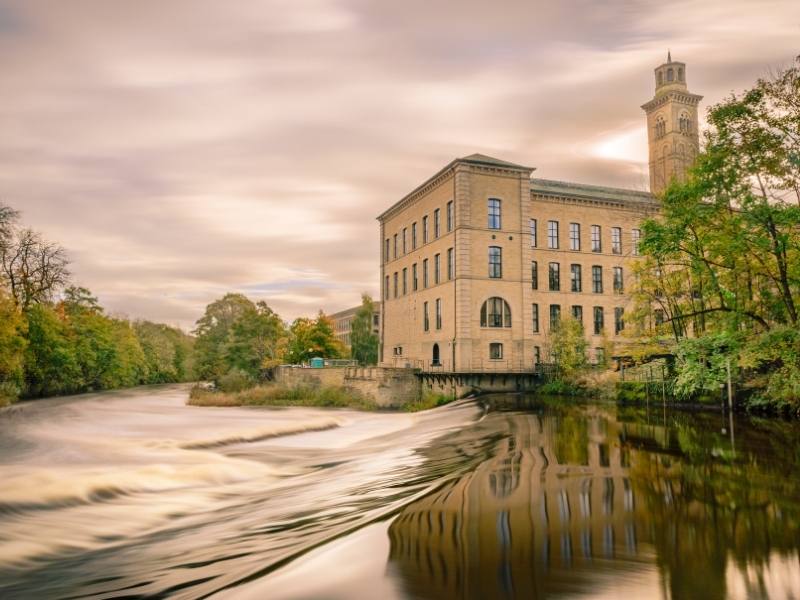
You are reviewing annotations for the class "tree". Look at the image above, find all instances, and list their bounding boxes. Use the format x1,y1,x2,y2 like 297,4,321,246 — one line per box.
194,293,286,381
350,295,379,365
285,311,345,364
193,293,256,381
1,228,70,309
135,321,195,383
0,292,26,398
547,317,588,380
632,57,800,409
24,303,82,396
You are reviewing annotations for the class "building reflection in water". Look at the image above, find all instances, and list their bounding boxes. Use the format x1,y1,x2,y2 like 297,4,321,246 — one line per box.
387,396,800,599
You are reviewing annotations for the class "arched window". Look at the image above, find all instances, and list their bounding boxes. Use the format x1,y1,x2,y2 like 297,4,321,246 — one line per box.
655,115,666,138
678,67,684,81
667,68,674,82
480,297,512,328
679,113,691,133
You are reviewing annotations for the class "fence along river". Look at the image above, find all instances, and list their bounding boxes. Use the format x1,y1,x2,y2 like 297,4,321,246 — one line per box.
0,385,799,599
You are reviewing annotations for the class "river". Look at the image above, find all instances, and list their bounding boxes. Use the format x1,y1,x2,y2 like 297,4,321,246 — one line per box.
0,385,799,599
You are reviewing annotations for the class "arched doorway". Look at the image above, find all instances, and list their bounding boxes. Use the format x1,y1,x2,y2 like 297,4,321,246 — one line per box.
432,343,440,367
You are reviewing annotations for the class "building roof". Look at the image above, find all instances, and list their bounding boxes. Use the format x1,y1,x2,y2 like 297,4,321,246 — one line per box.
377,153,534,221
530,178,657,206
458,153,533,170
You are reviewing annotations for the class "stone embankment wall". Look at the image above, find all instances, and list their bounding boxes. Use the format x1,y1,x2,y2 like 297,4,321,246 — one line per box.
274,366,421,408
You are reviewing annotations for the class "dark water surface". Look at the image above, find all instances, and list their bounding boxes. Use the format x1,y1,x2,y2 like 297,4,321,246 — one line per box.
1,386,799,599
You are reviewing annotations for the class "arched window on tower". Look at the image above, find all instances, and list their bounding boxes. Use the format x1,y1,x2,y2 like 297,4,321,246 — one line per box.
655,116,666,139
480,297,512,328
678,67,684,81
667,68,674,82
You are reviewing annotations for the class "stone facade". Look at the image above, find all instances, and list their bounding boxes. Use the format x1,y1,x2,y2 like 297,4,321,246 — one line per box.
378,57,699,373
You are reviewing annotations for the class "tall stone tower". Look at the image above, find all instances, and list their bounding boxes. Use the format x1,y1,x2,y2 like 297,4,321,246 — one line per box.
641,52,703,194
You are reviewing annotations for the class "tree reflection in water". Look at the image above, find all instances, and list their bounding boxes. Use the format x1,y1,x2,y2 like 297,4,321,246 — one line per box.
387,396,800,600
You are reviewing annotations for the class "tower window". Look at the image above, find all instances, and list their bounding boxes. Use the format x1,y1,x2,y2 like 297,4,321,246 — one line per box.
667,68,674,82
655,116,666,138
678,67,684,81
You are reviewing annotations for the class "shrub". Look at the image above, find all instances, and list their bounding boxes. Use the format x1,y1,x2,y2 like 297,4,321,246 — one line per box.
0,381,19,407
217,368,255,393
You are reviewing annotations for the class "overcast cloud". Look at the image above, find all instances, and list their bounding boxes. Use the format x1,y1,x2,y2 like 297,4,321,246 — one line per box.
0,0,797,329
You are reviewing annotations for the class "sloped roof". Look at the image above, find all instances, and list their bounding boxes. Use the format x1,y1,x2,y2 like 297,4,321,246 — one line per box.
459,153,533,171
531,178,656,205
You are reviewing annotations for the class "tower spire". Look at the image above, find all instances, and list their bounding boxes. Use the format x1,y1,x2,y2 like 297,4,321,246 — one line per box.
667,49,671,62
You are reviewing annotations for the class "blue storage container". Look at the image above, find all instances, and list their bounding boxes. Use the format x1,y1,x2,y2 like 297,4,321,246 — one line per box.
309,357,324,369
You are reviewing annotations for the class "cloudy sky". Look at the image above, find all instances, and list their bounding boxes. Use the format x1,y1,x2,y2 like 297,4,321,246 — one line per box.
1,0,797,329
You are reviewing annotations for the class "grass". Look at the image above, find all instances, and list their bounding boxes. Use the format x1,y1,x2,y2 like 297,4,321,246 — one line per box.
403,390,456,412
188,383,377,411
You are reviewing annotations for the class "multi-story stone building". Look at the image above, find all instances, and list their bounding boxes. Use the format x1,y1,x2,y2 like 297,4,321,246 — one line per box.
330,302,381,349
378,55,701,371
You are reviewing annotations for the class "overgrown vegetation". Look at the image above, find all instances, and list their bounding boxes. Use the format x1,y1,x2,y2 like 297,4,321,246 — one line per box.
630,56,800,415
403,389,455,412
188,383,376,410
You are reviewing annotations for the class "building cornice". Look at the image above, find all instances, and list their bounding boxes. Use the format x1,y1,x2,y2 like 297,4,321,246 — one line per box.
641,90,703,112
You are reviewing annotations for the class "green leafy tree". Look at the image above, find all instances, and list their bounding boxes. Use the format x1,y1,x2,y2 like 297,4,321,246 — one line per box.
548,317,588,380
632,57,800,409
24,303,82,396
350,295,379,365
194,293,256,381
285,311,345,364
135,320,195,383
0,292,26,401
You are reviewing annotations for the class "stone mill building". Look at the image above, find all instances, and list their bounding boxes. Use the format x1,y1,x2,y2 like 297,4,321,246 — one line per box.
377,54,701,372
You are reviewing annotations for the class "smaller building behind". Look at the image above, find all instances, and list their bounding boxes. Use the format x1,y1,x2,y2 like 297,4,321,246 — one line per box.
330,302,382,349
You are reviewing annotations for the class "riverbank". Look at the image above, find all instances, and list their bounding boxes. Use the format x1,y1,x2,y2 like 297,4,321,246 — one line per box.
187,383,454,412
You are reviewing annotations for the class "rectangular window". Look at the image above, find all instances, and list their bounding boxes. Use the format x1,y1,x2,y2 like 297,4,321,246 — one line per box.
447,247,454,280
530,219,537,247
591,225,601,253
434,208,441,238
593,306,604,335
548,220,559,249
402,267,407,295
385,238,390,262
423,259,429,288
570,264,582,292
632,229,641,256
489,246,502,279
549,304,561,331
434,253,441,284
447,201,453,232
402,228,407,254
435,298,442,329
423,215,429,244
569,223,580,251
611,227,622,254
534,346,541,364
531,260,538,290
489,342,503,360
384,275,389,298
393,233,398,258
488,198,501,229
615,307,625,334
613,267,624,294
393,272,398,298
412,263,418,291
572,305,583,325
412,222,417,249
423,301,429,332
592,265,603,293
548,262,560,291
532,303,540,333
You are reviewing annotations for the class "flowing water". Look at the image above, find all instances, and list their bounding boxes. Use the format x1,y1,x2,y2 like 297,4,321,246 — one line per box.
1,385,799,599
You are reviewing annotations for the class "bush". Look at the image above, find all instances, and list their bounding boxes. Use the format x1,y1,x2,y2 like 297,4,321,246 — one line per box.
538,379,586,397
403,390,454,412
0,381,19,407
217,368,255,393
189,383,376,411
